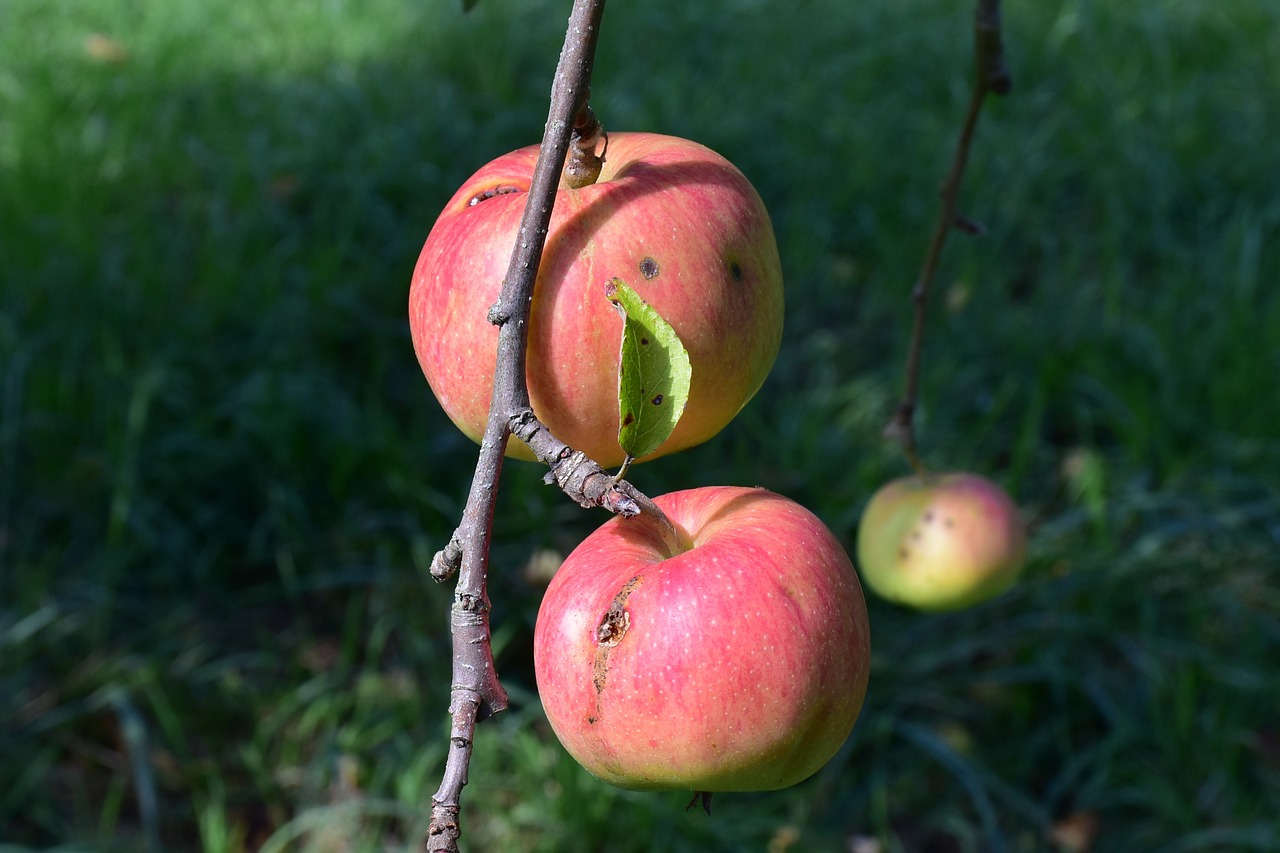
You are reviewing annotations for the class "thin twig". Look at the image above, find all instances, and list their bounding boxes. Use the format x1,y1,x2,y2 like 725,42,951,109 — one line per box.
425,2,608,851
884,0,1011,474
509,407,685,553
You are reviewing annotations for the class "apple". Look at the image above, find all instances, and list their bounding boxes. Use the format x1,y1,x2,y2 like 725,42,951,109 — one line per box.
533,486,870,792
409,132,784,467
856,472,1026,611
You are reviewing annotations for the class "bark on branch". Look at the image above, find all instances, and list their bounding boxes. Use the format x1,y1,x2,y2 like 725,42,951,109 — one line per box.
425,2,618,851
885,0,1012,473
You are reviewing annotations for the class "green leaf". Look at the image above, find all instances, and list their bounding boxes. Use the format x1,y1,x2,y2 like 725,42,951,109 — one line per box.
605,277,691,464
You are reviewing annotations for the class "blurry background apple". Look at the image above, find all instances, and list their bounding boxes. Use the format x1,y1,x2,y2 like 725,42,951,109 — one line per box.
534,486,870,792
856,472,1027,611
409,132,784,466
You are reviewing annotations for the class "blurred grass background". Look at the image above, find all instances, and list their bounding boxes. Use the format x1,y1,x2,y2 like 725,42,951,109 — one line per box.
2,0,1278,850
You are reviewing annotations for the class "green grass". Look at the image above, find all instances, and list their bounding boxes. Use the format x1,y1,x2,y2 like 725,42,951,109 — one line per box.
2,0,1279,850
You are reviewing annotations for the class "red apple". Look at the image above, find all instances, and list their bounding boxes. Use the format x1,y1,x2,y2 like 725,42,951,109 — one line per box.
856,472,1027,611
533,486,870,792
409,133,784,466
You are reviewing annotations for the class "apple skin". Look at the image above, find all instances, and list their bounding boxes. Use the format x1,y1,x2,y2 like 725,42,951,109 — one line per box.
856,472,1027,612
409,132,784,466
533,486,870,792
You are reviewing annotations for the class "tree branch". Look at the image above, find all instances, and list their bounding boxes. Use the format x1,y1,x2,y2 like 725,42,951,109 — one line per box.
884,0,1011,474
509,407,686,554
425,2,615,851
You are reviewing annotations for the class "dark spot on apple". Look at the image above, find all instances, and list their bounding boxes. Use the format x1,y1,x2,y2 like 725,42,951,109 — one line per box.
923,510,935,523
899,547,910,560
651,394,664,406
587,715,597,725
945,517,955,528
729,260,744,282
468,184,521,206
640,256,660,279
622,412,635,427
640,337,650,346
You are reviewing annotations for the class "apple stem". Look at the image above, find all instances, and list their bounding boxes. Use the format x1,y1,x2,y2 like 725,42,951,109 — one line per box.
511,410,686,552
626,489,689,555
423,1,679,848
885,0,1011,476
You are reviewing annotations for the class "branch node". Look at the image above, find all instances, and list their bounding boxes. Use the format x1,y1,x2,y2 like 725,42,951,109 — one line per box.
486,299,510,326
456,593,490,615
426,803,460,853
508,406,541,443
601,485,641,518
430,537,463,582
546,450,612,509
562,103,608,189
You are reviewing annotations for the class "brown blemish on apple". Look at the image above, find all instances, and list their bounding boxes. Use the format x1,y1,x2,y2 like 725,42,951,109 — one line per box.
592,575,643,698
596,604,630,649
640,256,660,280
467,184,521,206
729,260,744,282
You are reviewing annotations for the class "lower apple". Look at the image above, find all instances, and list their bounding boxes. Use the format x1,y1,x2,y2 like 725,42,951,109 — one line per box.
533,486,870,792
856,472,1027,611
